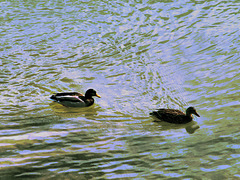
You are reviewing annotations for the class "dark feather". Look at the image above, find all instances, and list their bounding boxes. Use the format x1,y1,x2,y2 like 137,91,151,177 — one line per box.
150,107,200,124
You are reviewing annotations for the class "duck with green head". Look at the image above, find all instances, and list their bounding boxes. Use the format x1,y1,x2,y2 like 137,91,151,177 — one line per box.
50,89,101,107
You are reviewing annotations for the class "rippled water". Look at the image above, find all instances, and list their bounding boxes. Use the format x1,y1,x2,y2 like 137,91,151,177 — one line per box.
1,0,240,179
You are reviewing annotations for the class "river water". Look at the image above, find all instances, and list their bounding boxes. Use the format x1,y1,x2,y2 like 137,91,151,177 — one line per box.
0,0,240,179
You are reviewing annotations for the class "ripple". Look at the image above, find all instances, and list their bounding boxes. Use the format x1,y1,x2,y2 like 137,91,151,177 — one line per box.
0,0,240,179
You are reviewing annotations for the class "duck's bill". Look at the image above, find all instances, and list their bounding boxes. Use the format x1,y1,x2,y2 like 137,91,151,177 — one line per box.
194,112,200,117
96,93,101,98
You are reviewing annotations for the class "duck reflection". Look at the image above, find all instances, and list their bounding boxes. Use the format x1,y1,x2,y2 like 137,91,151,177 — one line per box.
185,121,200,134
152,119,200,134
50,102,101,119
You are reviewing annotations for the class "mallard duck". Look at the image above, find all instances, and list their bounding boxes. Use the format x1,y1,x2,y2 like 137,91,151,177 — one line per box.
50,89,101,107
150,107,200,124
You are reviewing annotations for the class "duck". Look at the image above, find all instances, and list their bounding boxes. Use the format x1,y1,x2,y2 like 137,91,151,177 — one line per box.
150,106,200,124
50,89,101,107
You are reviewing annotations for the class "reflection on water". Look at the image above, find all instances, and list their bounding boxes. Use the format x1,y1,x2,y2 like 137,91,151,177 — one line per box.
1,0,240,179
153,120,200,134
185,122,200,134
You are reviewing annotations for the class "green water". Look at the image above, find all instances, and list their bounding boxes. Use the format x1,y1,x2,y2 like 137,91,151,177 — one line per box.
0,0,240,179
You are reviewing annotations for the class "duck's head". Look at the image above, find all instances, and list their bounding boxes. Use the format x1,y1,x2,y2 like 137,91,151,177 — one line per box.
85,89,101,98
186,107,200,117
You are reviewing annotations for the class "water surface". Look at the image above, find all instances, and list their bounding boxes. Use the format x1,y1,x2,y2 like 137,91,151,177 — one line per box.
0,0,240,179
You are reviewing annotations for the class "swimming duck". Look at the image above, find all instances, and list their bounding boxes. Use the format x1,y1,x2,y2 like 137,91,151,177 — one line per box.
150,107,200,124
50,89,101,107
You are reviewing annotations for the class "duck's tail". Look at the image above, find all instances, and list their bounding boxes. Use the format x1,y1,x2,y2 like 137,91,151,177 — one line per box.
149,111,157,116
150,111,162,122
50,94,57,101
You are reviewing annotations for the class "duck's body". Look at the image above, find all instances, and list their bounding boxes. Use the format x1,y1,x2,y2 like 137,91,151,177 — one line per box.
150,107,200,124
50,89,101,107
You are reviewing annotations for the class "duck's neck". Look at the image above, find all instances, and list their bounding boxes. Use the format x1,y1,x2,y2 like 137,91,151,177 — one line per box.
85,93,93,99
186,112,193,120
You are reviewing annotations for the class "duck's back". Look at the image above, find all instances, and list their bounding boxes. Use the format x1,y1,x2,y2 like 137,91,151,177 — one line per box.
50,92,82,100
54,92,83,97
157,109,185,115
